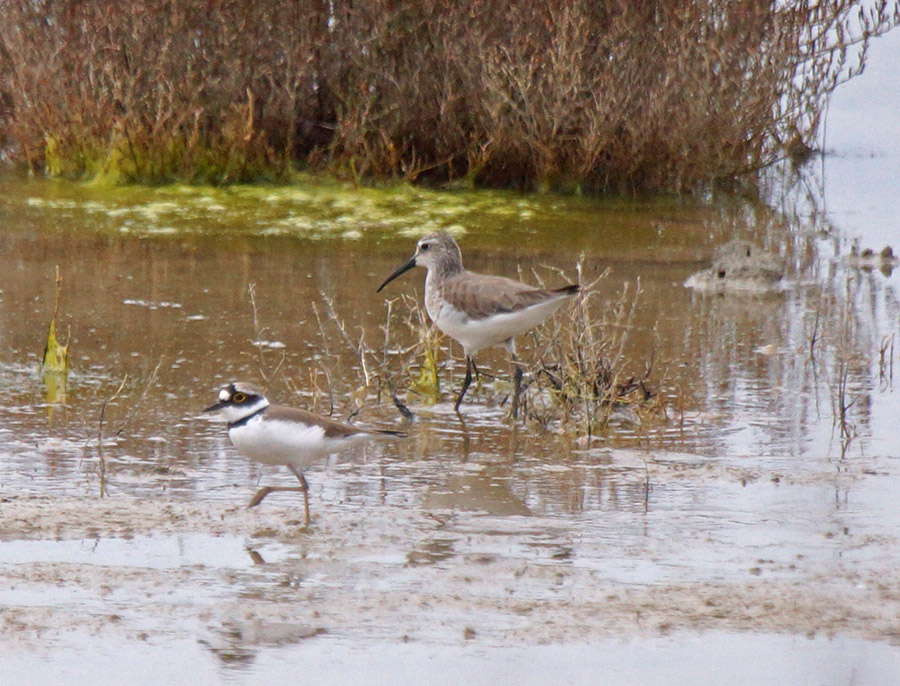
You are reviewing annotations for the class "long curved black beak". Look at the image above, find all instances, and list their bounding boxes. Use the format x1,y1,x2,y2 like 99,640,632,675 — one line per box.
377,256,417,292
203,401,225,413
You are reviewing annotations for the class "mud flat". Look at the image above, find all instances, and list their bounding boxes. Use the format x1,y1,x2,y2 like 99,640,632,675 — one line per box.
2,488,900,684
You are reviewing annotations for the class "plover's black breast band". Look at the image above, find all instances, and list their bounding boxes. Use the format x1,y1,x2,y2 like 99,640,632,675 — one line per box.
228,405,268,430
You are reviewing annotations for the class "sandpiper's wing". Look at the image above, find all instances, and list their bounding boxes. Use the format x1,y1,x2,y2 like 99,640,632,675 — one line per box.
264,405,404,437
439,271,578,320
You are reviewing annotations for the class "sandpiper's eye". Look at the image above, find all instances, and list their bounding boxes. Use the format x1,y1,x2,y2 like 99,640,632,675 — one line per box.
420,243,430,251
232,392,247,403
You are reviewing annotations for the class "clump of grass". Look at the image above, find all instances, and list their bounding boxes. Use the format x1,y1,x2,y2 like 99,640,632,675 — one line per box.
242,284,400,420
377,293,445,407
243,283,370,417
88,359,162,498
41,267,69,377
41,267,70,418
806,289,867,451
523,265,665,435
399,294,443,403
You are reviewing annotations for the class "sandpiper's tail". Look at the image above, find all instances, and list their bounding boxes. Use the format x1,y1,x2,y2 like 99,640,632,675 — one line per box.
554,284,580,297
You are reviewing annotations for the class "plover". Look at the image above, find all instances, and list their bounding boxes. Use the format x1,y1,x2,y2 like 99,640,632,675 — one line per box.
377,231,579,416
204,382,404,526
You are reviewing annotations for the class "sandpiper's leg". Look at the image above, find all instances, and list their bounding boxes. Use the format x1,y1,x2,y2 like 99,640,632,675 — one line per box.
288,464,311,527
455,356,475,413
503,338,525,419
510,351,524,419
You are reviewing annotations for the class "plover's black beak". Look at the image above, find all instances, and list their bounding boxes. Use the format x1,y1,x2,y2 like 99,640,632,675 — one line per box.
203,401,225,413
377,256,417,292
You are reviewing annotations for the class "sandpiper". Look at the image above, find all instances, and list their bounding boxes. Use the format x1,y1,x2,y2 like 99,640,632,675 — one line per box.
377,231,579,416
203,382,404,527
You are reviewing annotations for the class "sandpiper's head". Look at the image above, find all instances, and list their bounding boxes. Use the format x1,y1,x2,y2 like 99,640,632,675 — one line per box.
203,382,269,424
377,231,463,292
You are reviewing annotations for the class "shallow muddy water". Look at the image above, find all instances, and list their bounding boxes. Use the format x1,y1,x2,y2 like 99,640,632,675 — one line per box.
4,35,900,684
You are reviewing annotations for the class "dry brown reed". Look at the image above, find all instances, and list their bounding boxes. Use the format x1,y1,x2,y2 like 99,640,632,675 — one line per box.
0,1,896,190
522,265,664,434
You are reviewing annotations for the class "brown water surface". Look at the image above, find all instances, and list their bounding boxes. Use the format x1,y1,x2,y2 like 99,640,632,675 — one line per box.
1,172,899,683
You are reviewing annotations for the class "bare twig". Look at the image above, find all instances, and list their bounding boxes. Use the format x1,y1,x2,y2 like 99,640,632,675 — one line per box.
96,375,128,499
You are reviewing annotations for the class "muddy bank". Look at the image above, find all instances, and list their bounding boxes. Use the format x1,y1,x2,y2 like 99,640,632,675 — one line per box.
3,493,900,655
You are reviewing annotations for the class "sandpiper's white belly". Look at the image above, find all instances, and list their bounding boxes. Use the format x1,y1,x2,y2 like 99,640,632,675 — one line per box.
228,416,347,468
431,297,569,355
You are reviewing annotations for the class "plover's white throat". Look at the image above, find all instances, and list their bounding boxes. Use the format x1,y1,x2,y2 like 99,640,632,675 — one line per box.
377,231,579,416
203,382,404,526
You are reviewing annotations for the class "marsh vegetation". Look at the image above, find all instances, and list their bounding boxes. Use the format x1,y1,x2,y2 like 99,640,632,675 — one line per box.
1,1,897,191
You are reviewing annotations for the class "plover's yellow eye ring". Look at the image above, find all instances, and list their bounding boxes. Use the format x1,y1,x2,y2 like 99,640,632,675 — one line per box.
232,392,247,403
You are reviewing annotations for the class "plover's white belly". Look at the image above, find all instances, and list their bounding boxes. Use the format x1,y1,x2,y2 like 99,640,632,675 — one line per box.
433,297,570,355
228,416,343,468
